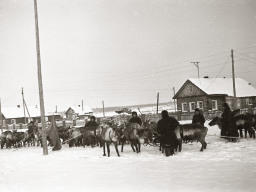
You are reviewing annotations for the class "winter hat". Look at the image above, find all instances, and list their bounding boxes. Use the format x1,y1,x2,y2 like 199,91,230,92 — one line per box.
132,111,137,116
161,110,169,118
195,108,200,112
90,116,96,121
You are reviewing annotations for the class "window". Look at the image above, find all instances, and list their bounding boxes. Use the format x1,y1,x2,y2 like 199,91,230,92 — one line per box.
189,102,196,112
197,101,203,110
182,103,188,112
246,98,252,105
188,85,193,93
11,119,16,124
212,100,218,110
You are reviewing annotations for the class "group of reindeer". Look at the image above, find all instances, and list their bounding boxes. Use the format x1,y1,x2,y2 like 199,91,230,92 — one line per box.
0,122,153,156
0,120,210,157
4,112,253,157
0,128,41,149
63,122,153,157
209,112,256,139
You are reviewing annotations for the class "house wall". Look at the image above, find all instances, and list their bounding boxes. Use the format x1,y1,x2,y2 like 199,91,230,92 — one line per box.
6,117,26,124
5,115,61,125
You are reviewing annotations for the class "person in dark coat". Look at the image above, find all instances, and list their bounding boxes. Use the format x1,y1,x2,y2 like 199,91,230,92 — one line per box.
221,103,231,137
221,102,239,140
84,116,99,128
192,108,205,126
129,111,142,126
157,110,179,156
228,110,239,140
84,116,99,136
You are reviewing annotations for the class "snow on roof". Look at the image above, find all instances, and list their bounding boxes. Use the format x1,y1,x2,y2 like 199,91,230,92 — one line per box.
94,111,119,118
72,106,93,115
189,78,256,97
2,106,55,119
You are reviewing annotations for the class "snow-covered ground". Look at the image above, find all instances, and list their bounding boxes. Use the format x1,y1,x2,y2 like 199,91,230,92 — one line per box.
1,121,256,192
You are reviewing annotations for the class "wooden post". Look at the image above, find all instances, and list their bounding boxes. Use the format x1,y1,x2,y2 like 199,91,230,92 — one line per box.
34,0,48,155
231,49,237,109
156,92,159,114
173,87,177,114
0,98,3,133
102,100,105,117
191,62,200,78
22,88,27,124
24,99,31,122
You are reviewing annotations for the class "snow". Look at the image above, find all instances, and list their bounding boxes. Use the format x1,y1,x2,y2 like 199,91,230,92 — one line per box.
189,78,256,97
1,121,256,192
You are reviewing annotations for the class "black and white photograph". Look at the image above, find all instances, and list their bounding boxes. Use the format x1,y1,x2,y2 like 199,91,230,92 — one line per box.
1,0,256,191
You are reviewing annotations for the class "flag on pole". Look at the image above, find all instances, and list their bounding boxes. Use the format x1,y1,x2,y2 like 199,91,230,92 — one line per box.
46,115,61,151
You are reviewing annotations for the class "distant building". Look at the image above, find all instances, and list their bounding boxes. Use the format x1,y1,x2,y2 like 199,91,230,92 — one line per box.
65,106,93,120
173,78,256,118
1,105,61,125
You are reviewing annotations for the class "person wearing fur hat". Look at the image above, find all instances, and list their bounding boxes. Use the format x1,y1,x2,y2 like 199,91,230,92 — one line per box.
192,108,205,126
129,111,142,126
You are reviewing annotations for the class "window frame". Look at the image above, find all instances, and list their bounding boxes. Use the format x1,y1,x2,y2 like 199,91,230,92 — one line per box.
212,100,218,110
182,102,188,112
189,102,196,112
11,119,16,124
197,101,203,110
246,98,252,105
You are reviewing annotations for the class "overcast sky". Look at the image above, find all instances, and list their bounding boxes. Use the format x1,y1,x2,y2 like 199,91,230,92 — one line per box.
0,0,256,111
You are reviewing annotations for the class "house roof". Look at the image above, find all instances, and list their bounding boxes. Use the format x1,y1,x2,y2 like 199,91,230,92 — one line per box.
68,106,93,115
174,78,256,98
2,106,58,119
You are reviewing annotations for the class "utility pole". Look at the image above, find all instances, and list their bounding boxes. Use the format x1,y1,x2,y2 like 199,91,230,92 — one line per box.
22,87,27,124
102,100,105,117
173,87,177,114
55,105,57,113
34,0,48,155
82,100,84,111
231,49,237,109
0,98,3,133
156,92,159,114
191,61,200,78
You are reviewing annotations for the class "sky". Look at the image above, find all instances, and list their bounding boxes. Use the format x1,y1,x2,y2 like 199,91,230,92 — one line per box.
0,0,256,111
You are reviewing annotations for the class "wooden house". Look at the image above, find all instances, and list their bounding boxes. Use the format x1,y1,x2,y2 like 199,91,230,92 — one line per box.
173,78,256,119
65,106,93,120
2,105,61,125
